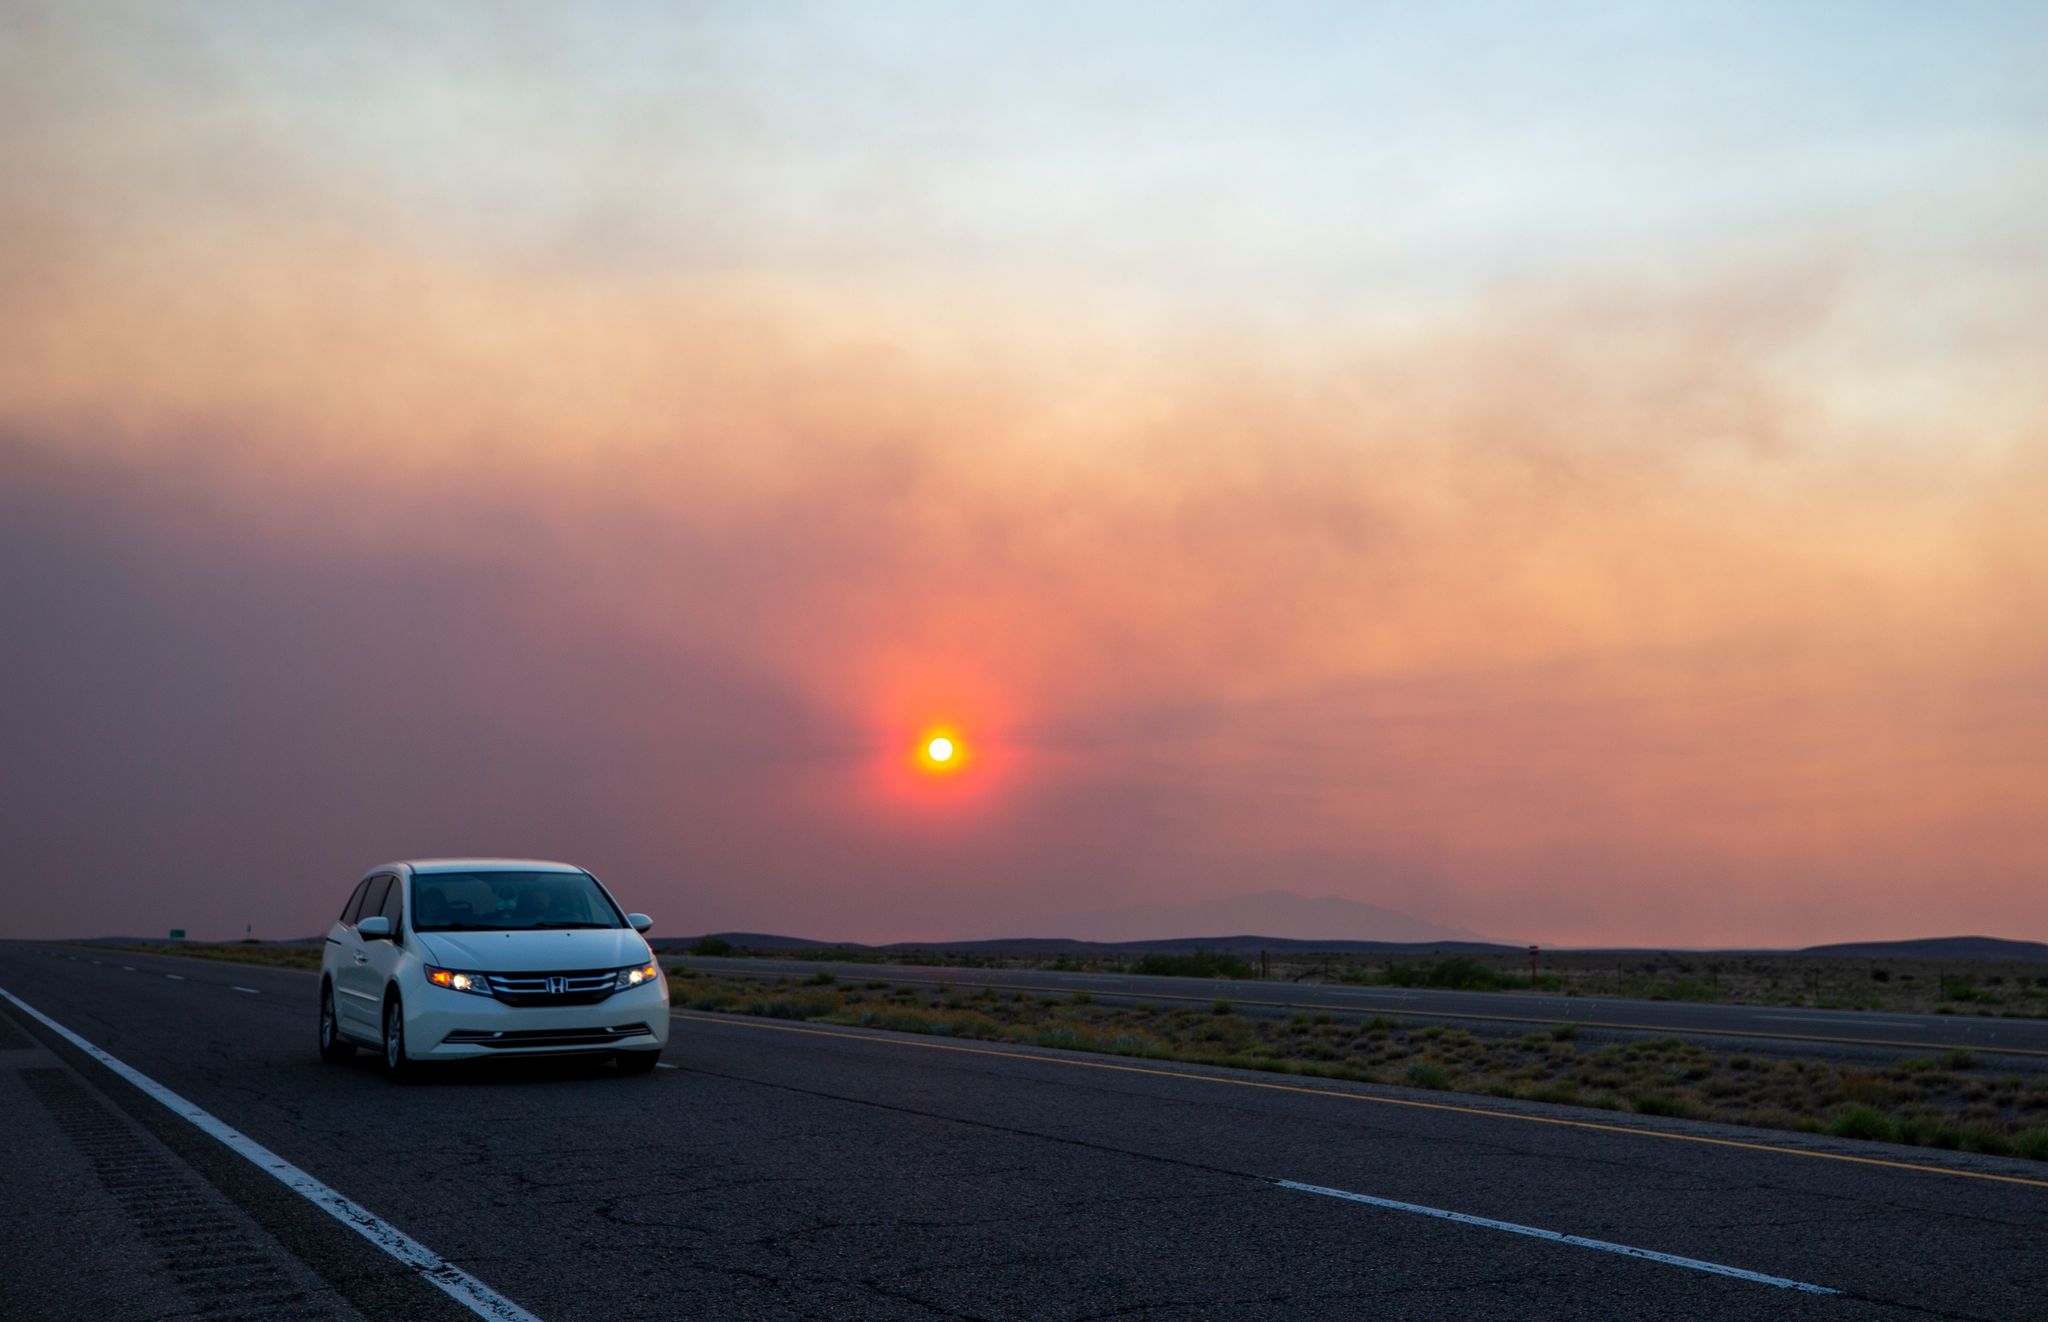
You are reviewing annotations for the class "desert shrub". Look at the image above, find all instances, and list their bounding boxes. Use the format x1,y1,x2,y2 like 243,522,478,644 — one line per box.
1631,1093,1701,1118
1136,951,1254,979
1384,956,1515,991
688,936,734,956
1960,1125,2013,1156
746,992,841,1020
1828,1105,1893,1141
1406,1064,1451,1090
1036,1024,1084,1050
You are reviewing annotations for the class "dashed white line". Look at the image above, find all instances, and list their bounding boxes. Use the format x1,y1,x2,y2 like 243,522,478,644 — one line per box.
1276,1180,1840,1295
231,986,259,995
165,974,185,981
122,966,136,972
655,1062,678,1070
0,985,544,1322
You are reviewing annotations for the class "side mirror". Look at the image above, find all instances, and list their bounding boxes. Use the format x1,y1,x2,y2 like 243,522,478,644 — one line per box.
627,913,653,934
357,916,392,940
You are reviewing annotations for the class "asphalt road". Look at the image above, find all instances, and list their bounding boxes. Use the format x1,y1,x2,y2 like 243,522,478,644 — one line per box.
4,940,2045,1321
679,955,2048,1061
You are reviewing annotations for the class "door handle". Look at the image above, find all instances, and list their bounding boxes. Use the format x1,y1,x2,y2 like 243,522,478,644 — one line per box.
353,953,367,965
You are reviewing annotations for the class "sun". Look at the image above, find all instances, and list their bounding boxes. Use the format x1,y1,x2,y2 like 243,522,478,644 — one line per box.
915,729,967,775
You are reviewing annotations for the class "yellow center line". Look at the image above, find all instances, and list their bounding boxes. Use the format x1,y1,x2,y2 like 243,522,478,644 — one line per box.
670,1010,2048,1191
697,969,2048,1058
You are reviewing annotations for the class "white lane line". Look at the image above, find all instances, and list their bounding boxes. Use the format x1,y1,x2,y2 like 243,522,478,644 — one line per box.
122,966,136,972
655,1062,678,1070
1277,1180,1840,1296
1757,1014,1924,1028
165,974,185,981
231,986,259,995
0,986,543,1322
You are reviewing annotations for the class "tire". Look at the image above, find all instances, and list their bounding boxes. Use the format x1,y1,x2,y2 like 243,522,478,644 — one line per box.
615,1049,662,1075
383,996,417,1082
318,984,355,1064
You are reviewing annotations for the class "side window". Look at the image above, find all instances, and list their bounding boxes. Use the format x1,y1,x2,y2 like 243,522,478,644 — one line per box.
340,878,372,925
357,875,391,927
377,876,404,932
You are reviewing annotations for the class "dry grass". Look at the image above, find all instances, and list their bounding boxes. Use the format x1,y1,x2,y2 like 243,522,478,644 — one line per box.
695,945,2048,1019
1301,950,2048,1019
673,970,2048,1161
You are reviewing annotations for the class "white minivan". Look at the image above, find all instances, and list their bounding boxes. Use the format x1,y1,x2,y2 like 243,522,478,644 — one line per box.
319,859,670,1079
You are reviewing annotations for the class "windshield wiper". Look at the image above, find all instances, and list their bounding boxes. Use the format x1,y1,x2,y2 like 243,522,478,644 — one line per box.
419,922,506,931
540,922,615,929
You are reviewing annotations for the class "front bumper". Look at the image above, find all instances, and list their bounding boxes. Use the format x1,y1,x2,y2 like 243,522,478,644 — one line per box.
404,976,670,1059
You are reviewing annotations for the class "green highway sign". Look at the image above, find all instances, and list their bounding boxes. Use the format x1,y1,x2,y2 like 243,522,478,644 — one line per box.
169,929,186,940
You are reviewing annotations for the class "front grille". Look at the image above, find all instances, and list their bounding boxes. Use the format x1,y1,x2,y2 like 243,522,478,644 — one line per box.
484,969,618,1006
442,1024,653,1050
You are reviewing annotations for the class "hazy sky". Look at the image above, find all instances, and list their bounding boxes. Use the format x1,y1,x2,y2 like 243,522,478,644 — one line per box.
3,2,2045,945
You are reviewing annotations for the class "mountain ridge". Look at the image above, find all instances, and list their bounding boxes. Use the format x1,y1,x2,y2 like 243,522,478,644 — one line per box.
999,888,1493,945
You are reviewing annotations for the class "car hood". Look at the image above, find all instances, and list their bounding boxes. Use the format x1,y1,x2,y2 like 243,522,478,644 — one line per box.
413,928,652,973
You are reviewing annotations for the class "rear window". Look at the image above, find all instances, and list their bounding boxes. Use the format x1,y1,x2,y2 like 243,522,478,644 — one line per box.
409,871,625,932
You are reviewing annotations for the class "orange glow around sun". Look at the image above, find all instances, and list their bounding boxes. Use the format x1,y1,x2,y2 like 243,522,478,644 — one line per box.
919,729,965,773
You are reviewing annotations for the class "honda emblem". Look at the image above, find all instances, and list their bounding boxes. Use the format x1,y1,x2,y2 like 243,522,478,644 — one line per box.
548,976,566,995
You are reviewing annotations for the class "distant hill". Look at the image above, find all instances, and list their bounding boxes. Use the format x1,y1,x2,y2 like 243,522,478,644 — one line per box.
897,934,1516,956
653,933,1518,957
651,930,2048,961
1798,936,2048,962
1012,890,1495,945
657,931,842,952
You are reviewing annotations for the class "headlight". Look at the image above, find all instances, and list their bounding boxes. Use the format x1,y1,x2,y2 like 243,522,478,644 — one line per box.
615,959,660,991
426,966,494,996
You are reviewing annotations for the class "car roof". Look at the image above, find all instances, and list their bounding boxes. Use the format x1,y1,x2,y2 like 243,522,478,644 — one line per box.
367,858,588,877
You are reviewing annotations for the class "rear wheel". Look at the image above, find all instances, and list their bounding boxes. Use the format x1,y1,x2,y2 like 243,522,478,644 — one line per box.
383,996,417,1082
318,984,354,1063
616,1049,662,1075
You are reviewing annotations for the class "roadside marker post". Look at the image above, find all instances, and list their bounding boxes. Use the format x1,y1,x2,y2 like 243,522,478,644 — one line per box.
1528,945,1539,988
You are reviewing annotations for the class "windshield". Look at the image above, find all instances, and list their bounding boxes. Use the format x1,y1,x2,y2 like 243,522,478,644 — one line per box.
410,871,626,932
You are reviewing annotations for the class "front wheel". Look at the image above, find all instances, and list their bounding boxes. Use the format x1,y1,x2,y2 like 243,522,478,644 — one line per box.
383,997,417,1082
616,1049,662,1075
318,984,354,1064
